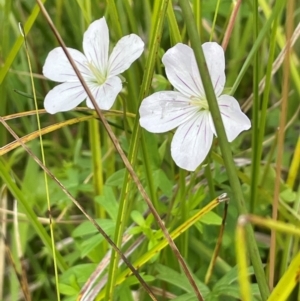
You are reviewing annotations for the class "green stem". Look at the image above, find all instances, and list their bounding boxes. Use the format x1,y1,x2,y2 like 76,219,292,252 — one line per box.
254,13,279,206
167,1,181,44
210,0,221,41
249,0,260,213
88,118,105,245
205,158,216,200
193,0,202,39
230,0,286,95
178,1,270,299
104,2,169,300
141,133,159,209
179,169,188,258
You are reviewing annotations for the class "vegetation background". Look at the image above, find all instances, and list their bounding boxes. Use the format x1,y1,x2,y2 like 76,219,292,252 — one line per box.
0,0,299,301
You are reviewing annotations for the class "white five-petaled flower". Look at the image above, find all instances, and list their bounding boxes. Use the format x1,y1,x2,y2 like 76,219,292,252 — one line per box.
139,42,251,171
43,17,144,114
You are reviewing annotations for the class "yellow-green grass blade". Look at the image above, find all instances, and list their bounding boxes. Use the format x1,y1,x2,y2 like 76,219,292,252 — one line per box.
268,251,300,301
0,115,94,156
0,0,47,84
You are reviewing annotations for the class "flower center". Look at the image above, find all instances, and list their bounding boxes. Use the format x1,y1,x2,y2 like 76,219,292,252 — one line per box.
189,96,209,111
87,62,106,85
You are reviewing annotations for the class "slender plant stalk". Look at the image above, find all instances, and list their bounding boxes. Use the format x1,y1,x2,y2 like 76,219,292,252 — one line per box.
250,0,260,213
141,134,159,209
257,9,278,287
222,0,242,51
167,1,181,44
257,15,278,187
178,0,270,299
18,23,61,301
205,201,228,284
178,169,188,257
204,160,216,200
193,0,202,39
236,217,251,301
88,119,105,215
210,0,221,42
286,136,300,189
269,0,294,290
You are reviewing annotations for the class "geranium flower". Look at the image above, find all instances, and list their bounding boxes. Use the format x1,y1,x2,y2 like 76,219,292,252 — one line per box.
139,42,251,171
43,17,144,114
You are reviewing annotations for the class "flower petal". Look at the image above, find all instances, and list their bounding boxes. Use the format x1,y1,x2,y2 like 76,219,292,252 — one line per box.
171,112,213,171
209,95,251,142
162,43,203,98
43,47,90,82
83,17,109,75
44,82,86,114
108,34,144,76
202,42,226,97
86,76,122,110
139,91,198,133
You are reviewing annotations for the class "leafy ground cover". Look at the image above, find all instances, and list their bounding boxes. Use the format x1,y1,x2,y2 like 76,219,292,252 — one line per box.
0,1,299,301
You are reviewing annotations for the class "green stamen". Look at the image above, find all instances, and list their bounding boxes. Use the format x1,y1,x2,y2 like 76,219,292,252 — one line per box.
190,96,209,111
87,62,106,84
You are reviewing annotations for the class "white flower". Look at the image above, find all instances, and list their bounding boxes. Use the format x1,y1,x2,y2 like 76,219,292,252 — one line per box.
43,17,144,114
139,42,251,171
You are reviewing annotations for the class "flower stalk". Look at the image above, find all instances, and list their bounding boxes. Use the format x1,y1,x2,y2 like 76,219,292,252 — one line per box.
178,0,270,299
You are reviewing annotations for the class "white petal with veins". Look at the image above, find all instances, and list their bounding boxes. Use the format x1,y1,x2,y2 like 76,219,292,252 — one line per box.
44,82,86,114
43,47,91,82
83,17,109,76
86,76,122,110
139,91,198,133
215,95,251,142
171,112,213,171
108,34,144,77
162,43,203,98
202,42,226,97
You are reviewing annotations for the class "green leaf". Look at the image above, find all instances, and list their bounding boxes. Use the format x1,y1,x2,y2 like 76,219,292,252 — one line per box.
143,131,160,167
58,283,78,296
155,264,210,297
95,186,119,221
153,169,173,198
214,265,256,288
280,188,296,203
131,210,145,226
105,168,126,187
152,74,170,91
79,234,107,258
212,283,261,300
59,263,97,286
72,219,115,237
198,211,222,225
158,138,168,164
128,226,143,235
